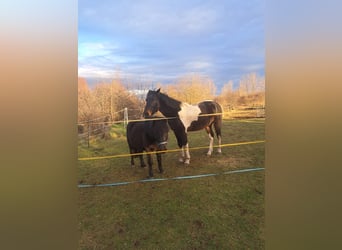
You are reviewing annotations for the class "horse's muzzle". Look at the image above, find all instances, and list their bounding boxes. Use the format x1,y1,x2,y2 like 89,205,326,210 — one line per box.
157,141,167,151
143,110,152,117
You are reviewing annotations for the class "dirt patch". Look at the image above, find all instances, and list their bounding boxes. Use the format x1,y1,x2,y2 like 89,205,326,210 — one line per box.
193,219,205,230
215,157,248,167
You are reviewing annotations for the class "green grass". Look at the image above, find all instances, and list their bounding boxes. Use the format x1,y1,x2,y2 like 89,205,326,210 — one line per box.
78,119,265,249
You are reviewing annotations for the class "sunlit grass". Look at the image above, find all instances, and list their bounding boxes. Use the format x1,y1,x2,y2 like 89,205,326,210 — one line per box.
78,119,265,249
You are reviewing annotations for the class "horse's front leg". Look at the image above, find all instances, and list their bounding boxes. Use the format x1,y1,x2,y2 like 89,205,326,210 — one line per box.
156,152,163,173
130,156,135,167
139,154,146,168
184,143,190,164
179,144,190,164
175,132,189,163
179,147,185,163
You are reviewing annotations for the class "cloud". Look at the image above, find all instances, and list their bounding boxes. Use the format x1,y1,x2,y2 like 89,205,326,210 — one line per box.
185,60,212,70
78,0,264,89
78,65,115,79
242,63,264,72
78,42,113,60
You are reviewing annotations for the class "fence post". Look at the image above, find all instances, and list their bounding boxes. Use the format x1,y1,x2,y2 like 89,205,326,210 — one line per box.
124,107,128,128
87,122,90,148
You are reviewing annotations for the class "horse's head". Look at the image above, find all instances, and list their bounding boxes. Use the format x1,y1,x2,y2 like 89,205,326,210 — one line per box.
143,88,161,117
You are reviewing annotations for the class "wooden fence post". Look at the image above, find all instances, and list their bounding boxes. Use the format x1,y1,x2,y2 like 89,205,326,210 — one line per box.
87,122,90,148
124,107,128,128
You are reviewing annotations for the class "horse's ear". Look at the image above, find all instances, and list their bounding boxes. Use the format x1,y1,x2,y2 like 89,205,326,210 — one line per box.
156,88,160,93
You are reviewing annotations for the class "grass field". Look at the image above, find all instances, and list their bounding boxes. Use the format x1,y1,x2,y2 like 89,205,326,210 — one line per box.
78,119,265,249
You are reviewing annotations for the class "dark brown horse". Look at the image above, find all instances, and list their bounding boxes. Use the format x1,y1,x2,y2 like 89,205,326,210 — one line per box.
126,118,169,177
143,88,222,164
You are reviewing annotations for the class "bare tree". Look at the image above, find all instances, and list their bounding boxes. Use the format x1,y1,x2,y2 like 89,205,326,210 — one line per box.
216,80,239,110
78,75,143,124
216,72,265,109
78,77,98,122
165,74,216,104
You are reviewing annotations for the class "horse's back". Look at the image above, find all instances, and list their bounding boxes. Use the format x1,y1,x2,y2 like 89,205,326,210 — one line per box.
198,100,222,114
186,101,222,132
201,101,223,124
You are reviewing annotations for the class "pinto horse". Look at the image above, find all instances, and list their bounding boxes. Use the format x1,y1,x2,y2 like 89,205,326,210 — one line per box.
143,88,222,164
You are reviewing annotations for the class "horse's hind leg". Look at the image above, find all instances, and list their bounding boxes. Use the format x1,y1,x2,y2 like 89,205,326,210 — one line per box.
217,135,222,153
130,149,135,167
205,126,215,156
213,120,222,153
146,153,153,178
214,133,222,154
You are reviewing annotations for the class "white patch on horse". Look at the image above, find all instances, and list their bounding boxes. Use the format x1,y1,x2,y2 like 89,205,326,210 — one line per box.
178,103,201,132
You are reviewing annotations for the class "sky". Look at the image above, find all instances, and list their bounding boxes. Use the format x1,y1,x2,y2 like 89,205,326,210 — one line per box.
78,0,264,91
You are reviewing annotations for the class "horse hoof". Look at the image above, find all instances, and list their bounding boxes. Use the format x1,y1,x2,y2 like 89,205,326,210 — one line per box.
184,159,190,165
131,165,135,168
179,158,184,163
217,149,222,154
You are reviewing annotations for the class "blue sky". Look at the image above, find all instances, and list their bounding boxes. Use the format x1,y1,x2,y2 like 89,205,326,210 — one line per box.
78,0,264,90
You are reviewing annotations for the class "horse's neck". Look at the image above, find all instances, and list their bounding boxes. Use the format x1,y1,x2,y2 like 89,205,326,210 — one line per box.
159,105,178,117
159,96,181,117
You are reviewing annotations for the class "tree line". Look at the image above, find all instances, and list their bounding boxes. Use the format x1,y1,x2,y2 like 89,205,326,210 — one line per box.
78,72,265,124
78,77,142,123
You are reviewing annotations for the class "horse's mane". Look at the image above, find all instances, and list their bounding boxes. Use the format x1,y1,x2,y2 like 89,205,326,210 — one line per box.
157,91,182,111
